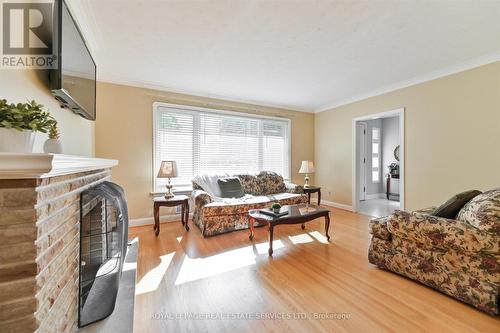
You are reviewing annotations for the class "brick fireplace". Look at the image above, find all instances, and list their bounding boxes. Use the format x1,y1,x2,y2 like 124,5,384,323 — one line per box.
0,153,118,333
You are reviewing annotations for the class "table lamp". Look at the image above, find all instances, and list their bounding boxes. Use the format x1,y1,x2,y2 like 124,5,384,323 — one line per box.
299,160,315,188
157,160,178,199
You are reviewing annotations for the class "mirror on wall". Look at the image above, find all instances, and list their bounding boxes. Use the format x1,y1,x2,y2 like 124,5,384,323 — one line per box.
394,145,400,161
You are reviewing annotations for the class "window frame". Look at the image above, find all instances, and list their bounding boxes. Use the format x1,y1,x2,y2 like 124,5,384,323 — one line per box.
152,102,292,193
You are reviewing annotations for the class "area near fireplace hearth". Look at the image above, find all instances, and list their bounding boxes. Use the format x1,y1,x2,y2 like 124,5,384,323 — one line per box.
0,153,117,332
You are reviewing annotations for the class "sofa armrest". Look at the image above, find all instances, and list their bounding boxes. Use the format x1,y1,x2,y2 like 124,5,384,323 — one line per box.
388,210,498,254
284,182,304,194
413,206,437,214
192,189,213,208
369,216,391,240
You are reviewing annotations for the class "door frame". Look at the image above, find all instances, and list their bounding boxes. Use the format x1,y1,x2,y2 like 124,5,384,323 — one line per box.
357,122,367,201
351,108,405,212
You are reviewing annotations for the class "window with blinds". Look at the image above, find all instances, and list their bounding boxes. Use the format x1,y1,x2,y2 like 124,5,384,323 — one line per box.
153,104,291,191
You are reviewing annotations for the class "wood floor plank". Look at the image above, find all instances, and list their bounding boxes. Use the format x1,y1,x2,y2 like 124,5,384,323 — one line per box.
129,207,499,332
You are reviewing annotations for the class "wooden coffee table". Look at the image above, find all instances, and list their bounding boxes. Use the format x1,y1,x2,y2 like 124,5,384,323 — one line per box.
248,204,331,256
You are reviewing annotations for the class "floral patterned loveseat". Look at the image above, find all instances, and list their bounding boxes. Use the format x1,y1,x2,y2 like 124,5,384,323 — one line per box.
368,188,500,315
192,171,307,237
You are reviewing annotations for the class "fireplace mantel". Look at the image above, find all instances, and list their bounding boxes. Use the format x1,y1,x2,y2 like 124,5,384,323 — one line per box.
0,153,118,179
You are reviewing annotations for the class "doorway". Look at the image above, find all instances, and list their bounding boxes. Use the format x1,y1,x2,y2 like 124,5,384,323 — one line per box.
352,108,404,217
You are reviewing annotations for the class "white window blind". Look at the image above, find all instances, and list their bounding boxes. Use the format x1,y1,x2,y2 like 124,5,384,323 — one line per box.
153,104,290,191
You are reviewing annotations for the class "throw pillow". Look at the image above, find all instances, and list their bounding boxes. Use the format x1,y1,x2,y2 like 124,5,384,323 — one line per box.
457,188,500,232
218,177,245,198
432,190,482,219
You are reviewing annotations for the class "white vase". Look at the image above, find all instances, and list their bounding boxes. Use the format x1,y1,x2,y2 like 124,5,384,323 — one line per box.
43,138,63,154
0,128,36,153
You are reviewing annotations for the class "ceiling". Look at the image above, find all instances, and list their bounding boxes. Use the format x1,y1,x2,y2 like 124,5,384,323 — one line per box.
67,0,500,113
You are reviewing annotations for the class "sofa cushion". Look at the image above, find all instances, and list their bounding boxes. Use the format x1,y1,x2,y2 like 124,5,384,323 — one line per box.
266,192,301,202
234,173,261,195
202,193,305,217
192,173,229,197
257,171,286,195
432,190,482,219
457,188,500,234
218,177,245,198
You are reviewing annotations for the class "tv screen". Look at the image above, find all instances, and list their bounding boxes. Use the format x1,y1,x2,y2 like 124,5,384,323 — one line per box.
51,0,96,120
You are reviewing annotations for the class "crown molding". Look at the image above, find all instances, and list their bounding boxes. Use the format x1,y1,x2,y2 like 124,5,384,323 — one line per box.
314,52,500,113
97,75,314,114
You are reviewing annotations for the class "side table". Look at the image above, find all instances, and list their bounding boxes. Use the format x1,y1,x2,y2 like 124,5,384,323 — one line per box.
153,195,189,236
303,186,321,205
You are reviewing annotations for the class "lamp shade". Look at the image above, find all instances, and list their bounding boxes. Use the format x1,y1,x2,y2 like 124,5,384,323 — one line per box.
299,160,315,174
157,161,178,178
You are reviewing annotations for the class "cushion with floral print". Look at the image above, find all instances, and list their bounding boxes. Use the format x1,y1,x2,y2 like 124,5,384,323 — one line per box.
257,171,287,195
457,188,500,234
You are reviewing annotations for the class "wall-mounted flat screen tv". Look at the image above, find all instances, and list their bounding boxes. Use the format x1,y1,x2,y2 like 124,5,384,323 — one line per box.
51,0,96,120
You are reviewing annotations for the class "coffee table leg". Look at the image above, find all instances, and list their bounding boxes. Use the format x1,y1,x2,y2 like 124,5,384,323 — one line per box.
325,213,330,241
268,224,274,256
249,216,255,240
154,203,160,236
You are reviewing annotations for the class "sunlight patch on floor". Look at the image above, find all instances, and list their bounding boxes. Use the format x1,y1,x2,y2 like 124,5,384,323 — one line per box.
288,233,314,244
254,239,285,255
175,240,285,285
176,236,183,243
309,231,329,244
135,252,175,295
175,246,256,285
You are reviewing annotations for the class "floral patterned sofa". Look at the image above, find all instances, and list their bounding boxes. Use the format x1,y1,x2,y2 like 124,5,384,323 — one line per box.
192,171,307,237
368,188,500,315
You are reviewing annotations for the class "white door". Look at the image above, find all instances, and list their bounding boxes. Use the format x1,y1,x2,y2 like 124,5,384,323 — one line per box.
357,122,367,201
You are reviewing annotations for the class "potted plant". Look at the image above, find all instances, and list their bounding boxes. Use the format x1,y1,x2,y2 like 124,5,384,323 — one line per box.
271,203,282,214
0,99,57,153
43,123,62,154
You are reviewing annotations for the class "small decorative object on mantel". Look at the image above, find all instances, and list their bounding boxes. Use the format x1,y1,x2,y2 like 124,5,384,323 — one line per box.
299,160,315,188
43,123,63,153
157,160,178,199
0,99,57,153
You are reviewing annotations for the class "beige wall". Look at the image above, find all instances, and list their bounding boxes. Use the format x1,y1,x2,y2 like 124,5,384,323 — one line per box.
0,70,94,156
95,82,315,219
315,61,500,211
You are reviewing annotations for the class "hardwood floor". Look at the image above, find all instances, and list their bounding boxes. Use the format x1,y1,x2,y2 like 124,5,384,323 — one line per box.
129,207,499,332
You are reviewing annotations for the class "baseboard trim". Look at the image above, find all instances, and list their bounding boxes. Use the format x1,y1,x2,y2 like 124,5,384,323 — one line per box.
365,193,385,200
321,200,353,212
129,213,193,227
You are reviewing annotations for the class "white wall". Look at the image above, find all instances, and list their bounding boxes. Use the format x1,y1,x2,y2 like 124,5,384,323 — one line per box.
382,116,399,192
0,70,94,156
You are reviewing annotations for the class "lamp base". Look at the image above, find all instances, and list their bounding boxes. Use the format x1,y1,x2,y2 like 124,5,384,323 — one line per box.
304,174,310,188
164,180,174,199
